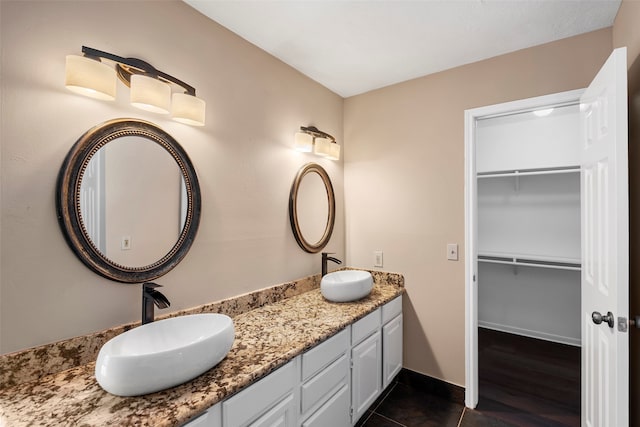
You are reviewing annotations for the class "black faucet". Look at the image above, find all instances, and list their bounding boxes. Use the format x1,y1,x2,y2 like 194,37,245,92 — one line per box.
322,252,342,276
142,282,170,324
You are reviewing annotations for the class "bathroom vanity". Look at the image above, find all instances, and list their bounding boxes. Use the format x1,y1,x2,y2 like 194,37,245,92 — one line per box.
187,295,403,427
0,271,403,427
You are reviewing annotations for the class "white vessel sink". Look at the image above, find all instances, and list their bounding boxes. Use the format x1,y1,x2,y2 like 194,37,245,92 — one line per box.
321,270,373,302
95,313,234,396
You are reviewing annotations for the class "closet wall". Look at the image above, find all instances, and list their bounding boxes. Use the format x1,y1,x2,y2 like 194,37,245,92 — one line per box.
477,102,582,346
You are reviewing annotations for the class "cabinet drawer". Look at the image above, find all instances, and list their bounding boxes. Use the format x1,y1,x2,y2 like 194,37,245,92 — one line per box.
301,353,349,414
249,393,296,427
182,403,221,427
301,384,350,427
351,308,381,345
382,296,402,324
223,358,297,427
302,328,349,381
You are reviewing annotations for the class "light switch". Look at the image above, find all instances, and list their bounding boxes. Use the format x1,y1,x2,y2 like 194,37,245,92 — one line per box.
447,243,458,261
374,250,384,268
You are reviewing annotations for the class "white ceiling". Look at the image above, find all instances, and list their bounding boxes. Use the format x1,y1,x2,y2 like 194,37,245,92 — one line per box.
184,0,621,98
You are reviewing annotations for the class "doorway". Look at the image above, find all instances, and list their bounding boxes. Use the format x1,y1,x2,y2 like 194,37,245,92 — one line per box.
464,89,585,413
465,47,630,426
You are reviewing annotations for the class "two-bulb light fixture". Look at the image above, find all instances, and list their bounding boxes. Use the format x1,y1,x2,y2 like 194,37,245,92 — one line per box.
65,46,205,126
294,126,340,161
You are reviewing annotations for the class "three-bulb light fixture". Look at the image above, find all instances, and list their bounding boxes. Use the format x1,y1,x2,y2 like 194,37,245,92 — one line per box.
294,126,340,161
65,46,205,126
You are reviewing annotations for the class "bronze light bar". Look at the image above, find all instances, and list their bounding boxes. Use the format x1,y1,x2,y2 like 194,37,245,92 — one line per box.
295,126,340,160
65,46,206,126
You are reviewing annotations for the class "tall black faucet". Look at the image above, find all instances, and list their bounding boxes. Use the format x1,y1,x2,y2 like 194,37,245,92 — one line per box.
322,252,342,276
142,282,171,324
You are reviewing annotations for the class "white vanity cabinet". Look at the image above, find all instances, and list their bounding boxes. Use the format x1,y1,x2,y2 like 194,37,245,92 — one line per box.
183,296,403,427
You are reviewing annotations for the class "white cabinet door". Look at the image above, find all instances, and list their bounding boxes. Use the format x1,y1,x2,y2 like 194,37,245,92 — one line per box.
382,313,403,389
301,384,350,427
351,330,382,424
580,46,629,427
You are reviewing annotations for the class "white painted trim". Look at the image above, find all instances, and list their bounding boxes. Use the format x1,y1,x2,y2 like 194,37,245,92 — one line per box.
463,88,584,410
478,322,581,347
463,108,478,409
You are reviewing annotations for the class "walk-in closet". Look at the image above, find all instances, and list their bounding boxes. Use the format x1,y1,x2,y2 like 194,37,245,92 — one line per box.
473,93,582,424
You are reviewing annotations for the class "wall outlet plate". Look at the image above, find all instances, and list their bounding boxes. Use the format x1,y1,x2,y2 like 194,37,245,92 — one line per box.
374,250,384,267
121,236,131,250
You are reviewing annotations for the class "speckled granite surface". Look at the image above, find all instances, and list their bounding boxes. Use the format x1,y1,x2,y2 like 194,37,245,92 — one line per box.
0,273,322,390
0,270,404,426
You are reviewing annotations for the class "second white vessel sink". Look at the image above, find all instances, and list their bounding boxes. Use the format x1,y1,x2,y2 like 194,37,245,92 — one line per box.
321,270,373,302
95,313,234,396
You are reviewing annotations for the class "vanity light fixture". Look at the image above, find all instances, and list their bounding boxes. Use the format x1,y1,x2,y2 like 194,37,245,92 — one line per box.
294,126,340,161
65,46,206,126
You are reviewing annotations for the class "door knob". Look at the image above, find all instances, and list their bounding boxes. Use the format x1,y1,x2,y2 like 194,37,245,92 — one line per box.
592,311,615,328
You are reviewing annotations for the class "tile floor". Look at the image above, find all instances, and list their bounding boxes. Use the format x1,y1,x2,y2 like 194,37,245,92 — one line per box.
356,327,581,427
356,375,514,427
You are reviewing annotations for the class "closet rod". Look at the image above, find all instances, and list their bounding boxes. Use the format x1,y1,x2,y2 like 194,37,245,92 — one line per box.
477,166,580,179
478,255,581,272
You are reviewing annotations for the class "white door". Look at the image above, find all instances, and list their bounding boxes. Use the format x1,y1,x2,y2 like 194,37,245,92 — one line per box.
580,47,629,427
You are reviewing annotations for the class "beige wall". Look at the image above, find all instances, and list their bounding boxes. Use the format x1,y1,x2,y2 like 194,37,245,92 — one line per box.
0,0,344,354
344,28,613,386
0,0,632,401
613,1,640,424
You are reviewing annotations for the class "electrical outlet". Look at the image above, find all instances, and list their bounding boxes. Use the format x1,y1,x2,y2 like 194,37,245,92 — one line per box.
374,250,384,268
447,243,458,261
121,236,131,250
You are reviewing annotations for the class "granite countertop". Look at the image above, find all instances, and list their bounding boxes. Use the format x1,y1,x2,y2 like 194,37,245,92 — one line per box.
0,271,404,426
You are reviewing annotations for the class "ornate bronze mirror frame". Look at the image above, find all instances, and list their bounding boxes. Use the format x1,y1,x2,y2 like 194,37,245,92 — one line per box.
56,118,201,283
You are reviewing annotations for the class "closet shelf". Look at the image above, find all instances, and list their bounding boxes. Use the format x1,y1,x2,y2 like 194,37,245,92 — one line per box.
477,166,580,179
478,251,581,271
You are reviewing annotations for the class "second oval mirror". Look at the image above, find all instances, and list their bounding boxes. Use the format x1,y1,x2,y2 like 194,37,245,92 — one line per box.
289,163,335,253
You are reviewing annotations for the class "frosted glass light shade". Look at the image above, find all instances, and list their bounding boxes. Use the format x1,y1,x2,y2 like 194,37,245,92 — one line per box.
130,74,171,114
172,93,206,126
313,137,333,157
294,132,313,152
65,55,116,101
326,142,340,161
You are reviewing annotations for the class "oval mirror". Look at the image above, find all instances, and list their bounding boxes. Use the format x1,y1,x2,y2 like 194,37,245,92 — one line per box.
56,118,201,283
289,163,335,253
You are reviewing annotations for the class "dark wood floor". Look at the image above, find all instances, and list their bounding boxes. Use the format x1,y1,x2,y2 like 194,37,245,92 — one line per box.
476,328,581,426
358,328,581,427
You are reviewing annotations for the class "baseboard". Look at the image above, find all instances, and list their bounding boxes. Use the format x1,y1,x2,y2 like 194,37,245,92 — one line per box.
396,368,465,404
478,321,581,347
